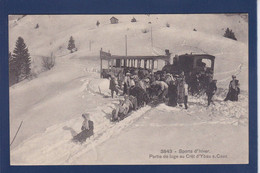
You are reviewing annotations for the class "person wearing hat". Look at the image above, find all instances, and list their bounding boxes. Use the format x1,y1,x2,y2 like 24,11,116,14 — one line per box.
183,79,189,109
123,72,131,95
177,76,185,106
224,75,240,101
206,77,217,106
168,78,178,107
165,73,174,85
72,113,94,143
109,75,118,98
129,75,136,88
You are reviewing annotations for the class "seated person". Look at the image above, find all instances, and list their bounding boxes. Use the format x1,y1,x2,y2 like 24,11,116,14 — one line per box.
111,95,137,121
72,113,94,143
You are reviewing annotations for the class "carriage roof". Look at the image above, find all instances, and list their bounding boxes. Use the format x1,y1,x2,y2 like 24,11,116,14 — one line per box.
178,54,215,61
100,50,170,61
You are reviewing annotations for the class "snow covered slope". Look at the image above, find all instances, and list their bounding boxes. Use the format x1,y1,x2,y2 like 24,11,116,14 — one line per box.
9,14,248,165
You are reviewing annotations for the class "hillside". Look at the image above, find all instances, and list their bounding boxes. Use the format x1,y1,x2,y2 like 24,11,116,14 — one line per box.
9,14,248,90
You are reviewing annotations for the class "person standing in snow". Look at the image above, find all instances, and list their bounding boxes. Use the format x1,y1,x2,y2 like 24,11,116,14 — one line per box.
109,76,118,98
165,73,174,85
206,78,217,106
168,79,178,107
129,75,136,88
123,72,131,95
224,75,240,101
177,76,185,106
72,113,94,143
118,71,125,90
184,80,189,109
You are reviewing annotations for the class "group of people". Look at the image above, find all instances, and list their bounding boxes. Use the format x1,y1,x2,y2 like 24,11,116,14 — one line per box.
109,69,241,121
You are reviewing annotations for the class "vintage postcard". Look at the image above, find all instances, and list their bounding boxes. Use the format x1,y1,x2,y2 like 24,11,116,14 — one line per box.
8,14,248,165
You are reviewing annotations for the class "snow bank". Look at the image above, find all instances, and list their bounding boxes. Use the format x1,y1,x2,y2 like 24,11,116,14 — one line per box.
88,78,111,97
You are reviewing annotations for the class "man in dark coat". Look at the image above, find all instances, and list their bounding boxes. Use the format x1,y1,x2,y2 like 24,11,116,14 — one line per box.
206,78,217,106
123,72,131,95
168,80,178,107
224,75,240,101
109,76,118,98
177,77,185,105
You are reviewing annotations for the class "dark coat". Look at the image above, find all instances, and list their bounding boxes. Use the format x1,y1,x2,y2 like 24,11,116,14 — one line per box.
129,86,149,108
206,81,217,96
72,120,94,143
177,79,185,103
109,78,116,91
168,84,177,106
224,80,240,101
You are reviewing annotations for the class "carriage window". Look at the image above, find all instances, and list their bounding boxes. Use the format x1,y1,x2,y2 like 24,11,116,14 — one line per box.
154,60,158,70
134,60,138,68
116,59,121,67
201,59,212,68
140,60,144,68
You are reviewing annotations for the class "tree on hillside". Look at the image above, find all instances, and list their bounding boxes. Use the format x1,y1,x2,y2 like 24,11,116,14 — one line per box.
12,37,31,81
96,20,100,27
35,23,39,29
9,52,18,85
42,52,55,71
223,28,237,41
131,17,137,22
67,36,77,53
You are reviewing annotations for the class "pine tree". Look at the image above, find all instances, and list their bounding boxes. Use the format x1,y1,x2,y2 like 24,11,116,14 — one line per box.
9,52,17,85
67,36,76,53
12,37,31,81
96,20,100,27
224,28,237,41
131,17,137,22
35,23,39,29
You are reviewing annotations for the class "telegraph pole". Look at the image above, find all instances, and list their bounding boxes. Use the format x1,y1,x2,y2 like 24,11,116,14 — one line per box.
125,35,127,57
151,26,153,48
